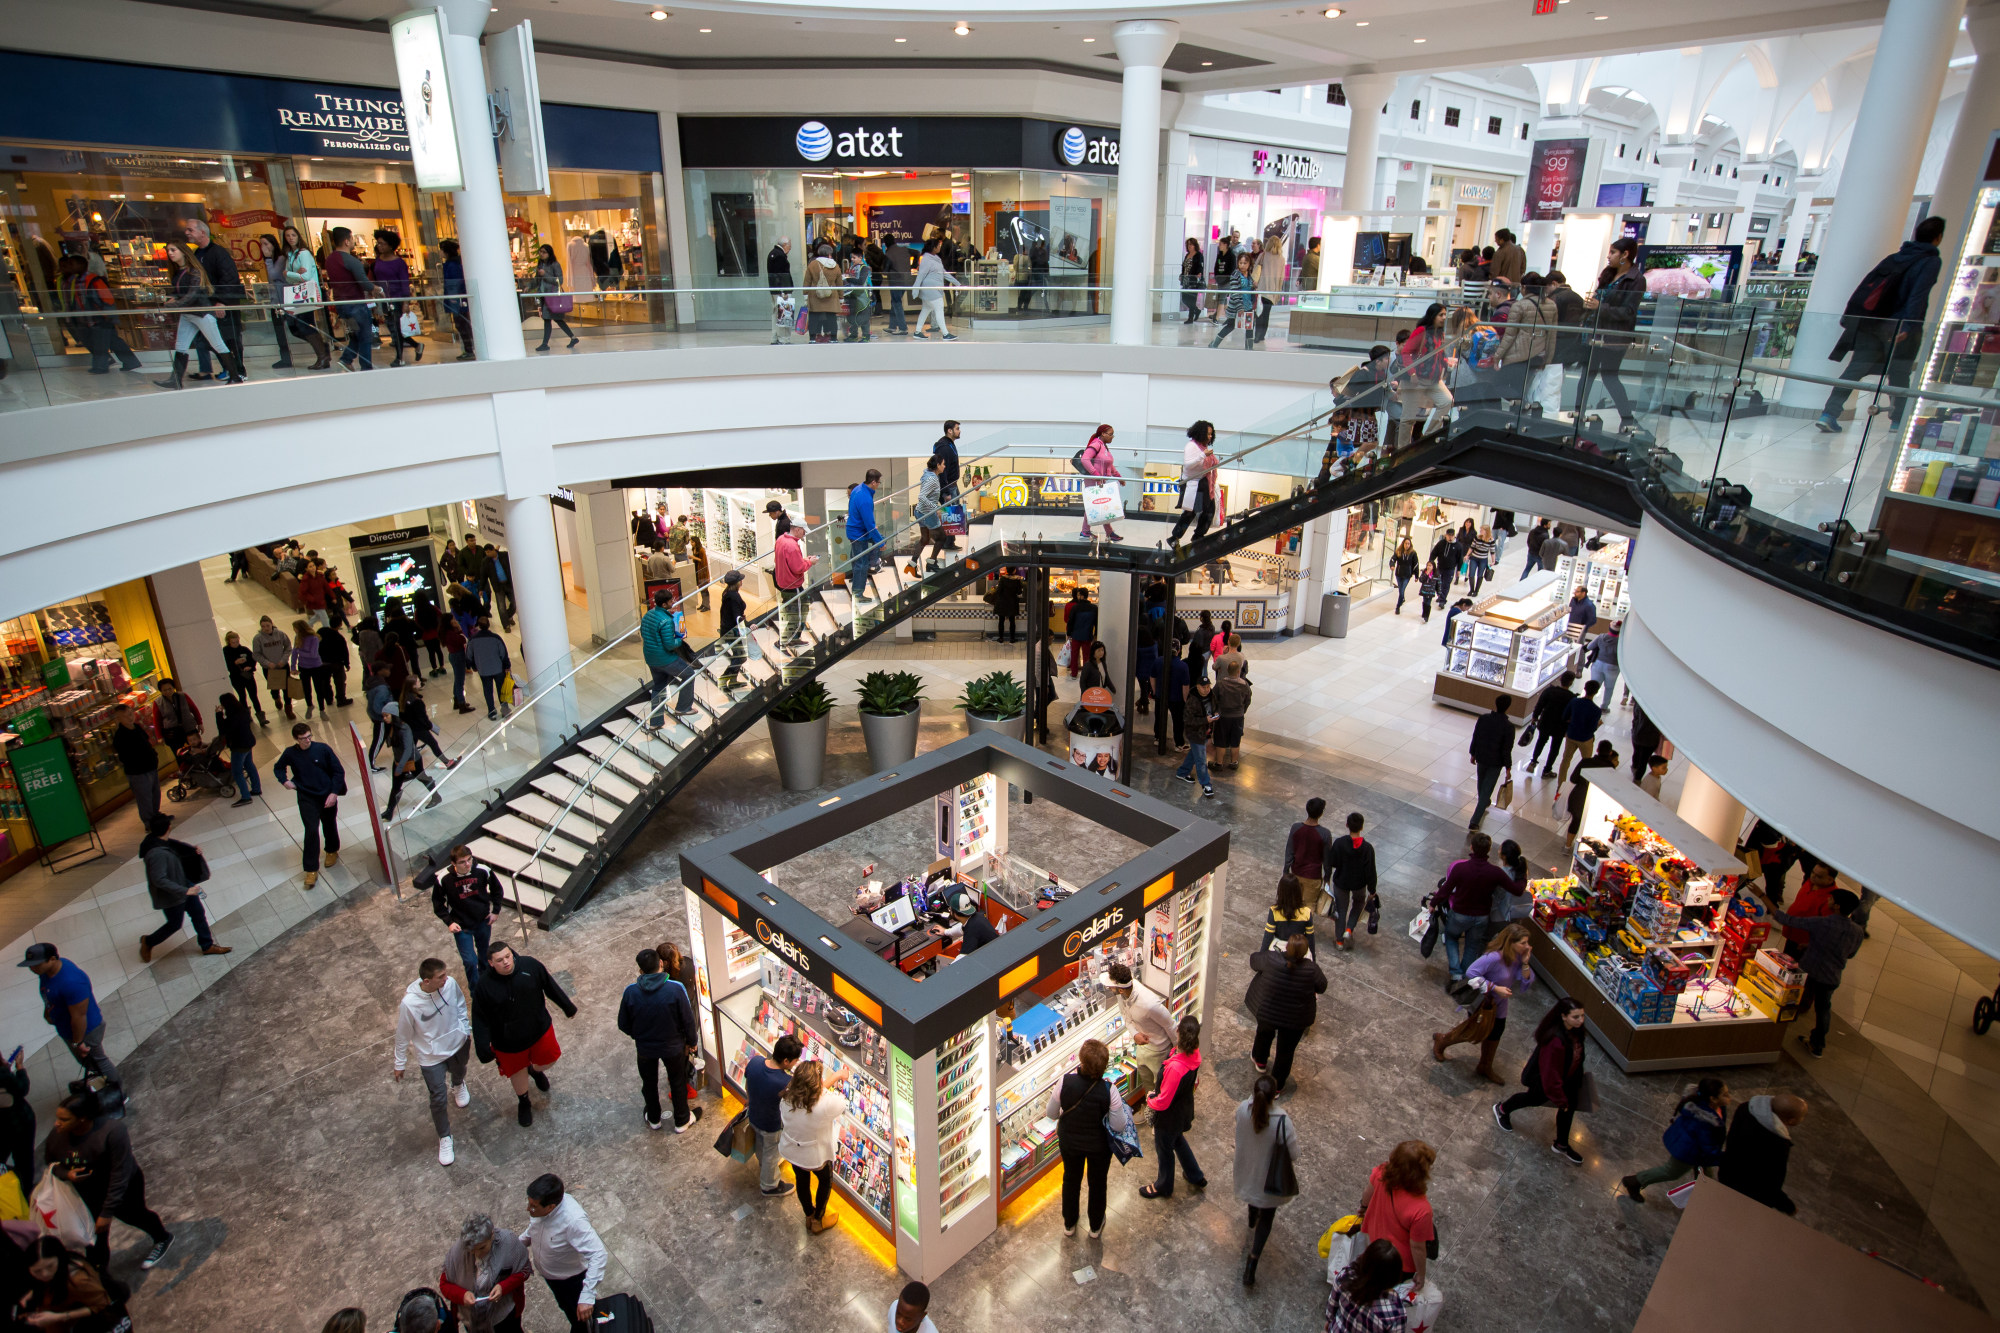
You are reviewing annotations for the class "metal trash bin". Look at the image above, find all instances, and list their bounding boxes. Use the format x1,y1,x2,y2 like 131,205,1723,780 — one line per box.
1318,590,1351,638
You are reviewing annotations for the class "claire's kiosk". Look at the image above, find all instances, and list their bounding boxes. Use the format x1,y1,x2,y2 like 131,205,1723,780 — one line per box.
679,733,1228,1280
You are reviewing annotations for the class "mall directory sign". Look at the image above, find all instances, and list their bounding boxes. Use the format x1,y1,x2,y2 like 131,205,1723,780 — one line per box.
11,738,91,847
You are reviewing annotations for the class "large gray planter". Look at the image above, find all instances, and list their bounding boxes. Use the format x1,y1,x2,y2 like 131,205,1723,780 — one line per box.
860,707,922,772
767,713,830,790
965,711,1025,741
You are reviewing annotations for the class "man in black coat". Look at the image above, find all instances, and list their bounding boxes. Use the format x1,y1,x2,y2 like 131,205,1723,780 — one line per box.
765,237,793,294
473,942,576,1128
183,217,246,382
615,949,702,1132
1467,693,1517,830
45,1091,173,1270
1718,1093,1808,1215
1324,811,1378,948
931,420,963,502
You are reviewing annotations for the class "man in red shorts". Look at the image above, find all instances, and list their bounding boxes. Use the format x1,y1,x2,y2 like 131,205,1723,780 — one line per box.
472,942,577,1127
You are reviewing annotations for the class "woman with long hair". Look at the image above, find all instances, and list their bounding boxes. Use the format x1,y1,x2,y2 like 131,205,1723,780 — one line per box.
1361,1139,1436,1287
1251,234,1286,345
1208,249,1256,349
256,233,297,370
779,1058,851,1232
1396,302,1454,448
1077,640,1115,697
532,243,577,351
277,224,333,369
217,690,262,807
15,1235,116,1329
1192,609,1216,683
1325,1238,1409,1332
1139,1015,1207,1198
290,617,327,718
1046,1037,1113,1237
1233,1072,1298,1286
154,239,241,389
1077,423,1126,543
1492,838,1532,921
1178,236,1205,324
1259,872,1315,956
1391,537,1420,614
1622,1077,1732,1203
1246,934,1326,1095
1432,921,1533,1082
1496,996,1590,1163
373,229,423,366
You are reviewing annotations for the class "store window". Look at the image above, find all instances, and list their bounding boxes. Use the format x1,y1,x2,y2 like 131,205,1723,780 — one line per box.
1410,100,1422,120
1487,116,1503,136
1443,108,1461,128
1327,83,1346,106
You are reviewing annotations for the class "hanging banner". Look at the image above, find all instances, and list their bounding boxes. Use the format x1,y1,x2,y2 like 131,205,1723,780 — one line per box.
11,738,91,848
1524,138,1590,221
388,6,465,190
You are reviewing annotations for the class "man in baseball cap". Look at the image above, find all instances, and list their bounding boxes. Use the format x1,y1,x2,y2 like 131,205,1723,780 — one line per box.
21,944,120,1089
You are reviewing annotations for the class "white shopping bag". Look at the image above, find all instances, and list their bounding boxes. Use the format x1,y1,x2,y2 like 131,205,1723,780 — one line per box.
1080,479,1123,526
283,279,321,306
1667,1177,1699,1209
398,310,422,339
1395,1278,1444,1333
30,1173,93,1252
1406,906,1434,944
1325,1228,1370,1284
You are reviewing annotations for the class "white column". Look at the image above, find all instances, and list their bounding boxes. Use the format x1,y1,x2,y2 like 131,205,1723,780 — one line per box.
1340,74,1400,215
437,0,527,363
504,493,572,680
1928,5,2000,261
1293,510,1340,631
1097,572,1134,701
1783,0,1967,407
148,564,230,719
1109,19,1179,347
1676,762,1748,853
658,110,698,328
1524,220,1558,274
577,482,639,644
1778,177,1822,274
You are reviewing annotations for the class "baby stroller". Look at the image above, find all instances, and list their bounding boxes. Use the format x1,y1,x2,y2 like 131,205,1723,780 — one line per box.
168,735,231,801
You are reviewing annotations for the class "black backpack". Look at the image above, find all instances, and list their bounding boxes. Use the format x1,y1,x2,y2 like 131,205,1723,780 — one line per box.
1844,252,1919,320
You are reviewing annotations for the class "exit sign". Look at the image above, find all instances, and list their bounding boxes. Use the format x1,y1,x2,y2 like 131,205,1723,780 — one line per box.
1533,0,1557,11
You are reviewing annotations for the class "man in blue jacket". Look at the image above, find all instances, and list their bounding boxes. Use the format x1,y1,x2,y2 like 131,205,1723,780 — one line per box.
846,469,885,599
272,722,347,887
640,588,695,727
1817,215,1945,433
616,948,701,1132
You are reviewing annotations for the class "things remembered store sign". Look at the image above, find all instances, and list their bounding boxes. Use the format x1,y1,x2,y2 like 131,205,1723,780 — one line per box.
678,116,1121,174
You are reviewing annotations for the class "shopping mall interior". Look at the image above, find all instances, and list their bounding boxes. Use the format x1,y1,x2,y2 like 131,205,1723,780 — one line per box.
2,0,2000,1329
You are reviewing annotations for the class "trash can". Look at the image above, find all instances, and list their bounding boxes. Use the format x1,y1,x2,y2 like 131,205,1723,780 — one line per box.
1318,590,1351,638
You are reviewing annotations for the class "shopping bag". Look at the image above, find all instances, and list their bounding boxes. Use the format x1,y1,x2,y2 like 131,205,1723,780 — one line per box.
286,674,307,700
1104,1090,1142,1165
1396,1279,1444,1333
1263,1116,1300,1197
1667,1177,1699,1209
1410,903,1441,958
283,279,321,306
498,671,516,708
1080,480,1123,526
0,1171,26,1222
1237,310,1254,332
398,310,422,339
1322,1216,1368,1282
544,293,574,315
940,504,968,537
29,1173,93,1251
1494,774,1514,811
1055,640,1073,670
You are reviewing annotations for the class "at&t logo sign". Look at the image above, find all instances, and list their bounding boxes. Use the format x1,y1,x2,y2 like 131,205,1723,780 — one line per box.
755,917,813,971
795,121,906,162
1063,905,1127,958
1058,126,1119,168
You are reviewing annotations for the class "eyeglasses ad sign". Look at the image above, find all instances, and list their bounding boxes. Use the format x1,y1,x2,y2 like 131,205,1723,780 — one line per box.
388,6,464,190
1525,138,1590,221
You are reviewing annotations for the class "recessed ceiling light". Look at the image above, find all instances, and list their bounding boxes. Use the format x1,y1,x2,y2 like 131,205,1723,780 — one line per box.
1202,60,1213,65
954,21,970,35
1083,36,1095,42
1356,19,1369,24
1323,6,1342,16
698,25,710,31
1593,11,1608,16
894,36,907,41
650,7,666,17
1413,36,1426,42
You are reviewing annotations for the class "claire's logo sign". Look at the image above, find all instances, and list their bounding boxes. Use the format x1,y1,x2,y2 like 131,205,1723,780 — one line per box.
1254,149,1321,180
1064,905,1128,958
796,121,905,162
755,917,813,971
1058,126,1119,168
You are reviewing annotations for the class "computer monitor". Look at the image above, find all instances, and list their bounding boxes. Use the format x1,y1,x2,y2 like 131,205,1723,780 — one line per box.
870,894,917,934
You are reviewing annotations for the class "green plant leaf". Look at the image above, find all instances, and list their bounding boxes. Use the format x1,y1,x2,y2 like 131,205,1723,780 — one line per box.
957,669,1025,718
857,669,925,717
770,681,835,723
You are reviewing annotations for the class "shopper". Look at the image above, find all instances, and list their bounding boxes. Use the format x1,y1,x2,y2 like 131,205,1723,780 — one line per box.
401,681,450,769
888,1283,936,1333
1177,236,1207,323
1047,1037,1115,1238
1076,424,1127,543
1584,621,1621,701
1233,1073,1298,1286
138,814,227,962
990,568,1024,644
521,1174,606,1332
907,454,949,574
393,958,474,1167
17,1234,119,1329
1717,1092,1808,1215
715,568,750,689
326,226,382,370
423,848,498,991
1564,740,1620,843
1360,1140,1435,1286
473,942,576,1128
44,1089,174,1270
1325,812,1378,949
780,1058,852,1233
1432,922,1532,1083
845,469,886,599
1168,420,1222,551
277,223,333,369
318,622,353,708
1139,1015,1207,1198
1526,671,1576,776
273,722,345,888
1554,678,1605,785
1207,250,1256,349
1257,871,1317,957
1282,798,1334,916
439,1213,529,1333
373,230,422,366
1388,539,1420,615
1437,832,1525,989
1246,936,1326,1095
251,615,295,721
1495,274,1556,408
1325,1238,1410,1333
1816,215,1944,433
617,948,702,1133
800,243,842,343
221,631,268,726
532,244,578,350
744,1033,802,1197
1752,883,1864,1059
1395,304,1456,448
109,703,162,829
842,250,874,341
152,239,239,389
436,237,475,360
1621,1077,1730,1203
1212,658,1251,771
1466,693,1517,831
468,617,512,721
1495,996,1590,1163
1174,676,1215,798
1250,235,1286,346
22,943,120,1090
1490,227,1526,283
1101,963,1174,1108
911,238,962,339
1575,236,1649,438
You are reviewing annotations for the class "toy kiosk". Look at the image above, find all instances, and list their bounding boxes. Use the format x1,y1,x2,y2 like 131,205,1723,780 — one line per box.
1525,769,1789,1072
679,732,1229,1281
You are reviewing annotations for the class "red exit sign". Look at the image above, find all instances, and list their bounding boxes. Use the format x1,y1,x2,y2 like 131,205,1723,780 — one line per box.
1533,0,1558,12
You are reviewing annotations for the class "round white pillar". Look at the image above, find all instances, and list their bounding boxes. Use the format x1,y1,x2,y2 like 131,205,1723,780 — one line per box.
1109,20,1178,347
1524,220,1559,274
503,493,577,748
1782,0,1967,407
1928,5,2000,261
1778,179,1821,275
1339,74,1399,215
438,0,527,363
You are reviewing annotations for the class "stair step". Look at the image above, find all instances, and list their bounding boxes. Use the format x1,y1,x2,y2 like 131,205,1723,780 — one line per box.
744,656,778,686
488,878,555,914
622,704,700,746
554,756,642,804
467,836,569,890
482,814,588,866
603,718,684,769
693,676,734,715
751,626,792,664
578,734,664,784
506,795,608,847
529,775,625,825
808,601,840,638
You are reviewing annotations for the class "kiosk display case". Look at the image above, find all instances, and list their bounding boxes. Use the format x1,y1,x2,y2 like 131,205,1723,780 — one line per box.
1527,770,1784,1072
1433,569,1574,718
679,733,1229,1281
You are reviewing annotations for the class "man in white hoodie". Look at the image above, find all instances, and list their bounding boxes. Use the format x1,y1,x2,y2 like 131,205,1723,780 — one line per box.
393,957,474,1166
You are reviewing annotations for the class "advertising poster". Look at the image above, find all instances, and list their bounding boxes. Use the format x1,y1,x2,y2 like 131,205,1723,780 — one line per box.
11,738,91,847
1525,138,1590,222
122,641,155,679
1047,195,1094,273
891,1045,918,1241
388,8,464,190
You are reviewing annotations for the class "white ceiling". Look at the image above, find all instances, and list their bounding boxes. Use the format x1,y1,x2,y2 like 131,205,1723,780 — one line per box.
216,0,1896,93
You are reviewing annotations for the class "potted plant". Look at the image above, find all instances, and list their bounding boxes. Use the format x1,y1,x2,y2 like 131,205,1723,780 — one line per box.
767,681,834,790
957,670,1026,740
856,670,925,772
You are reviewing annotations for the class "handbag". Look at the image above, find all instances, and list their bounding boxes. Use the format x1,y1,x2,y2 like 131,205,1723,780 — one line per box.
1262,1115,1300,1198
1104,1088,1142,1165
713,1109,750,1161
544,292,574,315
398,310,422,339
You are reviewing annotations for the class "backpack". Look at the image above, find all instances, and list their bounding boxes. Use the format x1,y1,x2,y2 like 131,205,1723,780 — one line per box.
809,262,837,299
169,838,210,885
1847,253,1918,319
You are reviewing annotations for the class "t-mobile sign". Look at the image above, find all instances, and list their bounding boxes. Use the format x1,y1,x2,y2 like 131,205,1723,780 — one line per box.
1524,138,1590,221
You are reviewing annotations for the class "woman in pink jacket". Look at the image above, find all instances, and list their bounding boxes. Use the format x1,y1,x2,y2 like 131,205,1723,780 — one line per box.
1077,424,1126,544
1139,1015,1208,1198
